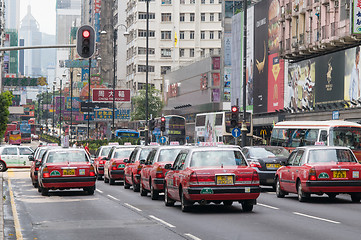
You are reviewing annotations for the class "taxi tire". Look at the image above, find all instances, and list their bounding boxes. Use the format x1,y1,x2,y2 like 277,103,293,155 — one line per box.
109,178,115,185
41,187,49,196
37,185,42,193
327,193,337,200
84,186,95,195
351,193,361,203
33,181,38,188
151,185,159,200
181,190,192,212
297,182,309,202
276,178,286,198
96,174,102,180
223,201,233,206
124,178,131,189
140,182,147,196
164,184,175,207
132,176,140,192
0,162,6,172
242,201,254,212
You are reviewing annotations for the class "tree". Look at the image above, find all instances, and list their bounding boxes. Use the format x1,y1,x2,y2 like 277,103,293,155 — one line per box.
131,85,163,120
0,91,13,142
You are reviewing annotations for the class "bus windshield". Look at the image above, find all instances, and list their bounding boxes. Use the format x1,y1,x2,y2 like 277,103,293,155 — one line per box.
330,127,361,150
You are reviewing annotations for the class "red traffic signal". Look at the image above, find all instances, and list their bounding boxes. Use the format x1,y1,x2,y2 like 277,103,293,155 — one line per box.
160,117,166,132
231,106,239,128
82,30,90,38
161,117,165,122
77,25,95,58
231,106,238,113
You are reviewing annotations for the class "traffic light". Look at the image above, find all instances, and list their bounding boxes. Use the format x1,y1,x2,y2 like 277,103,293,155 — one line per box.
149,119,155,131
160,116,166,132
76,25,95,58
231,105,239,128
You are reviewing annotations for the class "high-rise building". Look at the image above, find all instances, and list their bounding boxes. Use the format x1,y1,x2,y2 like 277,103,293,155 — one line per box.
4,0,20,30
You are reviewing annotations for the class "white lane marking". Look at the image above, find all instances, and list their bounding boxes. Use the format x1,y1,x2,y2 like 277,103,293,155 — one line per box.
293,212,340,224
258,203,279,210
149,215,176,228
107,194,119,201
184,233,202,240
124,203,142,212
267,192,276,195
96,189,103,193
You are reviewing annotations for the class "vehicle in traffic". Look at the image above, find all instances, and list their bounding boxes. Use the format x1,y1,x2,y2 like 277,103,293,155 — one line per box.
275,146,361,202
241,146,289,188
0,146,34,171
115,129,140,139
164,147,261,212
124,146,155,192
103,145,136,185
20,122,31,143
9,130,21,145
37,148,96,196
94,145,115,180
140,146,186,199
31,134,39,141
5,124,18,143
29,146,61,188
270,120,361,161
150,115,186,145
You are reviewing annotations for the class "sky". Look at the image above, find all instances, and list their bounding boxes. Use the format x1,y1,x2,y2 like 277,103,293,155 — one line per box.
20,0,56,35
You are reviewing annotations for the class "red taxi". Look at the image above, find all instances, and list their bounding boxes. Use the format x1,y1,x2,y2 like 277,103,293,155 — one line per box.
94,145,115,180
275,146,361,202
37,148,96,196
140,146,186,199
124,146,155,192
29,146,60,188
164,147,261,212
103,146,136,185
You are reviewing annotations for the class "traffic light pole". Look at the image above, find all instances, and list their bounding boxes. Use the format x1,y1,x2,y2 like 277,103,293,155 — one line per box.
241,0,248,147
88,58,91,140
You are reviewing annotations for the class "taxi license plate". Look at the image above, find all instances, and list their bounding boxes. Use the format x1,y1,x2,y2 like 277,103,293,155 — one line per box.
63,169,75,175
333,170,346,179
266,164,281,169
216,175,234,185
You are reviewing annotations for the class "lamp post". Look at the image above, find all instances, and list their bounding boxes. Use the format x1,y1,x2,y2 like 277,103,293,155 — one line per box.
46,87,50,133
52,81,56,136
59,78,63,142
100,24,129,138
145,0,150,145
241,0,248,147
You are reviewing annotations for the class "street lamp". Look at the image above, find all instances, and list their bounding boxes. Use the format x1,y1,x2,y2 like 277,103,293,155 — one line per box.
100,24,129,138
241,0,248,147
145,0,150,145
52,81,56,136
46,87,50,133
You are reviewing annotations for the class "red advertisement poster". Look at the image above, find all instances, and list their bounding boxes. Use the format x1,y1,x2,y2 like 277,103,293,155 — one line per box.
92,88,131,102
212,73,220,87
267,54,284,112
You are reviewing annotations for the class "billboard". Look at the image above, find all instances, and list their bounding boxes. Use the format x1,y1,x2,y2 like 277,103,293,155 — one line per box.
92,89,131,102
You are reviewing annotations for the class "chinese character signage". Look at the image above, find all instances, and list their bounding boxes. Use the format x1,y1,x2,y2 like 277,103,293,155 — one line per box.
94,108,130,120
353,0,361,34
92,89,131,102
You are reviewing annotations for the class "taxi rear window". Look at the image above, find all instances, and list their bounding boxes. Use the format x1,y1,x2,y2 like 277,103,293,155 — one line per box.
158,149,182,162
101,147,112,156
114,149,133,159
190,150,247,167
308,149,357,163
47,151,88,163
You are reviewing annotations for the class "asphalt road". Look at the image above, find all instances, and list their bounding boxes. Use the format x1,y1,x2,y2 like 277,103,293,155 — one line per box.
4,169,361,240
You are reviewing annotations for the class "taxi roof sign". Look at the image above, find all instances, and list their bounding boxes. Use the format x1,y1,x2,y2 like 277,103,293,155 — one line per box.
47,143,59,146
170,141,180,145
150,142,160,146
109,142,119,145
124,142,132,145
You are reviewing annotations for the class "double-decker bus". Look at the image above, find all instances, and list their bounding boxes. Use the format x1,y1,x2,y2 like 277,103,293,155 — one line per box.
9,130,21,145
5,124,18,142
115,129,140,139
195,112,252,144
270,120,361,160
151,115,186,145
20,122,31,143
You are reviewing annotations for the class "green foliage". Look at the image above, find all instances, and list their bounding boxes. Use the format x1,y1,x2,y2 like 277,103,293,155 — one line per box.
131,85,163,120
0,91,13,141
40,134,61,145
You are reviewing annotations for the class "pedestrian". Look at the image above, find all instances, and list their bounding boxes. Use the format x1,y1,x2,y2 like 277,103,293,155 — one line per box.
84,142,90,155
73,141,77,148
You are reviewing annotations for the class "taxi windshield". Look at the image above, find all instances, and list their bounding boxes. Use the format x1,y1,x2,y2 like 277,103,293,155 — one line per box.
308,149,357,163
190,150,247,167
113,149,133,159
47,151,89,163
158,149,182,162
249,147,289,158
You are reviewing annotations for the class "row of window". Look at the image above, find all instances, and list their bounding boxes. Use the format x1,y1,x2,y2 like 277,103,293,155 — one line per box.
127,47,221,59
137,12,222,22
126,64,171,75
135,30,222,40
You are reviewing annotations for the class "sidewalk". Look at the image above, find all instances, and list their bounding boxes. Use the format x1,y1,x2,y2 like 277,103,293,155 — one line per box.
0,172,3,239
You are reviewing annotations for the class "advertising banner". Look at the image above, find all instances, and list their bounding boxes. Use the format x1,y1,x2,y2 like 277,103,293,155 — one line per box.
224,67,231,102
94,108,131,120
353,0,361,34
65,97,81,111
246,6,254,109
253,0,269,113
224,32,232,66
345,46,361,101
231,11,243,106
212,89,220,103
92,89,131,102
212,73,220,87
55,97,65,114
83,113,95,121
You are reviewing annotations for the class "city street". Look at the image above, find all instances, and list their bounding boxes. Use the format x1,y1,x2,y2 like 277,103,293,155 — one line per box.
3,169,361,240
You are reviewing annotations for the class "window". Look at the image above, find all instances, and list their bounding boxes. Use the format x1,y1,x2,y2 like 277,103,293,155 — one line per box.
190,0,195,3
161,48,172,57
201,13,205,22
161,66,171,74
210,0,214,3
138,65,155,72
162,0,172,4
218,0,222,3
180,31,185,39
190,31,195,39
180,0,185,3
179,48,185,57
161,13,172,22
190,13,195,21
2,147,17,155
138,12,155,19
209,48,214,55
201,31,205,39
210,13,214,21
138,30,155,37
218,31,222,39
180,13,185,22
210,31,214,39
138,47,155,55
218,13,222,21
190,48,195,57
161,31,172,40
201,48,205,57
19,147,32,155
201,0,205,3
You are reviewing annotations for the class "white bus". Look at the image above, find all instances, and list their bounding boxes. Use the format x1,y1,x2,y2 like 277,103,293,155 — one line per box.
270,120,361,160
195,112,252,144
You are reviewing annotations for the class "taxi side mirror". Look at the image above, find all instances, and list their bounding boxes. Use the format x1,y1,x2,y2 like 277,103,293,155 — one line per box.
164,163,172,170
28,155,35,161
124,159,129,163
139,159,146,165
35,161,42,167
